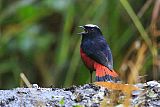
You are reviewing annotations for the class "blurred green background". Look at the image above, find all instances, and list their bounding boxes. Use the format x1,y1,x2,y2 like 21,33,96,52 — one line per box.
1,0,160,89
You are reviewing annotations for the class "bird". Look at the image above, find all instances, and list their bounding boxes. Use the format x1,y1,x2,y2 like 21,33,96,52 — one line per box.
78,24,119,82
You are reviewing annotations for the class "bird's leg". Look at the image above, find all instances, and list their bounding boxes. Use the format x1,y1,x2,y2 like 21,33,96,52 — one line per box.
90,71,93,83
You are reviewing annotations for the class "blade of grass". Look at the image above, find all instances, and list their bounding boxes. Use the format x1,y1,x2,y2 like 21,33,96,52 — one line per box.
55,3,75,84
120,0,154,55
115,0,153,68
56,3,75,67
20,73,32,88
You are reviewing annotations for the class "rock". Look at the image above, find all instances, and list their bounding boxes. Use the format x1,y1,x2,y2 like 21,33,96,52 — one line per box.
0,81,159,107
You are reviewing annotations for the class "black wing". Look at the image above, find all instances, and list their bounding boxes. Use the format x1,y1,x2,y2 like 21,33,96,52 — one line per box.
81,36,113,70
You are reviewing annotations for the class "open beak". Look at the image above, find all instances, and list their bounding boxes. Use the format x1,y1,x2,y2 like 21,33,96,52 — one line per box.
77,26,87,35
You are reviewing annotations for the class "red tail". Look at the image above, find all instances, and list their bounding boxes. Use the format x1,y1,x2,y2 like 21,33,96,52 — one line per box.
94,62,119,82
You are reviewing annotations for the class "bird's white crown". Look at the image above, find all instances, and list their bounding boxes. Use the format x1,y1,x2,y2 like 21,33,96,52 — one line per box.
84,24,100,29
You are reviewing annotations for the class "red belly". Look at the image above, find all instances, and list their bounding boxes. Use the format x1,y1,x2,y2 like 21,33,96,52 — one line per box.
80,48,119,80
80,48,95,71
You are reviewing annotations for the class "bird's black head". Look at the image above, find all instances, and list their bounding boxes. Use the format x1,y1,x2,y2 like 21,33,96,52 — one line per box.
78,24,102,37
